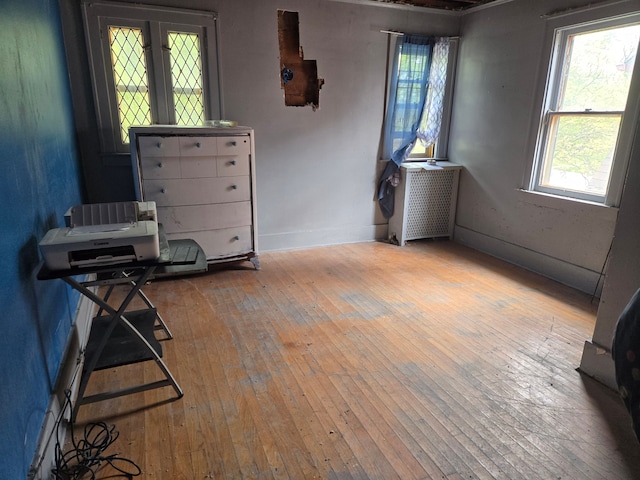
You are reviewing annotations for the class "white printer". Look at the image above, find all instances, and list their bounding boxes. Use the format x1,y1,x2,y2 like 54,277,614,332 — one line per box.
39,201,160,270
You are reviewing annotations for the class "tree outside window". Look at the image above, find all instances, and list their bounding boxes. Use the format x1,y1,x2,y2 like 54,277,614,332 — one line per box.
532,19,640,203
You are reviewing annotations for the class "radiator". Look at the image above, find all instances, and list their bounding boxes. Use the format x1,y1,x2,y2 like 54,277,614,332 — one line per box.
388,161,461,246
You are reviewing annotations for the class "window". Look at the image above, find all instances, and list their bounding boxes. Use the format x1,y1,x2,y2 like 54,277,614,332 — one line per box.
382,35,457,162
413,37,456,159
531,15,640,204
82,1,221,153
385,39,431,157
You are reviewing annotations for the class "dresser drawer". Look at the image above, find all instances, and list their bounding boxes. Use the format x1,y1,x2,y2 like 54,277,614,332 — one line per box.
179,136,218,156
138,136,180,157
216,155,250,177
166,226,254,261
217,135,251,156
143,176,251,206
140,156,181,179
158,202,252,233
180,156,218,178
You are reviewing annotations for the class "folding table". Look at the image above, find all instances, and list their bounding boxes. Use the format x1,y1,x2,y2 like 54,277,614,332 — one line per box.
38,234,206,420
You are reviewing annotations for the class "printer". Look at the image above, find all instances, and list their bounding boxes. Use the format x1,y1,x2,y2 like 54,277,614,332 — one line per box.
39,201,160,270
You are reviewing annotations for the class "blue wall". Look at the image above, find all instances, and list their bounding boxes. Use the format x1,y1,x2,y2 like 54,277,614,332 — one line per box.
0,0,84,477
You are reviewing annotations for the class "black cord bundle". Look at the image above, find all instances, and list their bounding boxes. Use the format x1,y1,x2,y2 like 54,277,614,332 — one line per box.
51,390,141,479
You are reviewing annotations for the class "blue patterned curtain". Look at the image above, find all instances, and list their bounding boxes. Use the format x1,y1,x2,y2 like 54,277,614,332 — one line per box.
378,35,433,218
382,35,433,165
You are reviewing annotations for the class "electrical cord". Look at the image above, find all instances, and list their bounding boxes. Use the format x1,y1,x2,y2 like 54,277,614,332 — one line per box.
51,390,141,479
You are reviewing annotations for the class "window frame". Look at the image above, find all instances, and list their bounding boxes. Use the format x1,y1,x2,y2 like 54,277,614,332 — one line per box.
530,13,640,206
163,25,209,126
82,0,222,154
381,35,458,161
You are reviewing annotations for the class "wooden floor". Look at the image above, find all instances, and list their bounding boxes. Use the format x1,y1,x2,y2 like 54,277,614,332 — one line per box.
75,240,640,479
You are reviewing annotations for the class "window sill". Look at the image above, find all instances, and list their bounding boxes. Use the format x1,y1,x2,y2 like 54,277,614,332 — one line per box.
517,188,619,212
377,157,447,163
407,157,447,161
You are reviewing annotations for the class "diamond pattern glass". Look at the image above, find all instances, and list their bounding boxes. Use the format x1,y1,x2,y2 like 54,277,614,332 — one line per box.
168,32,205,125
108,26,152,144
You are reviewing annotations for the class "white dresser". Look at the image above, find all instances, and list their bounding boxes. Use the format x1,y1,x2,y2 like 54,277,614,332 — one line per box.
388,161,461,246
130,126,259,269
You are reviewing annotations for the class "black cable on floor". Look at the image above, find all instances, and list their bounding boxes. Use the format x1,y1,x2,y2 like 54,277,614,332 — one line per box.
51,390,141,479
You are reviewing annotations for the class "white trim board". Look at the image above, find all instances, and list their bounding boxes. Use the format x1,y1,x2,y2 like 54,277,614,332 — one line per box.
325,0,516,15
578,340,616,390
324,0,458,15
258,224,385,253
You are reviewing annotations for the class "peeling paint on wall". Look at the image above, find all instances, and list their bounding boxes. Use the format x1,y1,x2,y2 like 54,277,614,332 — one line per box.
277,10,324,110
0,0,83,477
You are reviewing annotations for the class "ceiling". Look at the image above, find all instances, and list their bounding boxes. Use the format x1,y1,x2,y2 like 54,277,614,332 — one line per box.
369,0,501,11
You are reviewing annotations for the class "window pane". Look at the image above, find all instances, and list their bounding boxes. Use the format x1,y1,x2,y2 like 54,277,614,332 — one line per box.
108,26,152,144
168,32,205,125
410,141,434,158
560,25,640,111
391,49,429,152
541,114,621,196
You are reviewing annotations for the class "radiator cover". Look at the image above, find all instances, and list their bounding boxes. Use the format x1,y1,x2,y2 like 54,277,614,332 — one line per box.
388,162,461,246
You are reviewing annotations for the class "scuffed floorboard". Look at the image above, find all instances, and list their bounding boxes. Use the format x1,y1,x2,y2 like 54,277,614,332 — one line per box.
75,240,640,479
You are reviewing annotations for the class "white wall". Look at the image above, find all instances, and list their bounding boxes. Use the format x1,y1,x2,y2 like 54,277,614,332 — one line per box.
448,0,636,294
217,0,459,251
61,0,459,252
60,0,640,387
449,0,640,387
579,99,640,389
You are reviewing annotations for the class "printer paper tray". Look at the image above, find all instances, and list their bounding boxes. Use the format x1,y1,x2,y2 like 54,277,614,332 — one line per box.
69,245,137,268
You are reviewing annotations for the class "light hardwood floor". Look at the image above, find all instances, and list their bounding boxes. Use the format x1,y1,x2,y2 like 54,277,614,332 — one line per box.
75,240,640,479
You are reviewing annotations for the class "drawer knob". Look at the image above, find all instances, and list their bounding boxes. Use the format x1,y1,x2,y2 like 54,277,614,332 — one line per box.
231,141,237,146
157,162,163,168
160,187,166,194
232,235,240,241
230,184,237,190
156,142,162,149
229,160,236,166
195,142,201,148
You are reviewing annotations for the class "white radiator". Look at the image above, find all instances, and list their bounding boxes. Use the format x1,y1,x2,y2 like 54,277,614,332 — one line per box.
388,161,461,246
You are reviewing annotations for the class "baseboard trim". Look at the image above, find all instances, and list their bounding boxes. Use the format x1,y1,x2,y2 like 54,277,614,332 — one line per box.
28,280,96,480
453,225,602,295
259,224,386,253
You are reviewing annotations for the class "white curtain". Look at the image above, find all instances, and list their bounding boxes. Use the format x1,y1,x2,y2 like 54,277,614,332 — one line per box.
416,37,450,149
